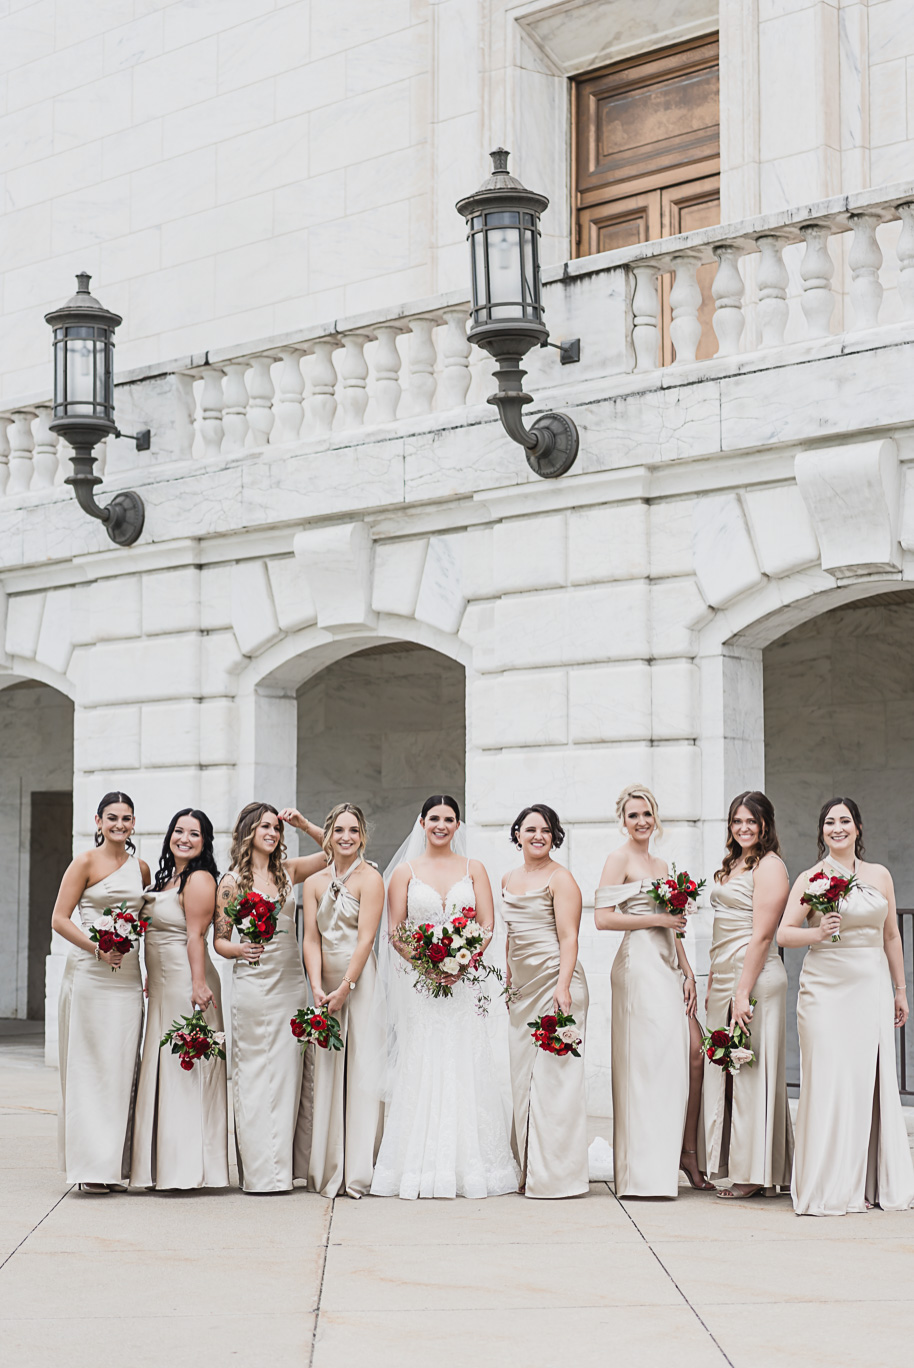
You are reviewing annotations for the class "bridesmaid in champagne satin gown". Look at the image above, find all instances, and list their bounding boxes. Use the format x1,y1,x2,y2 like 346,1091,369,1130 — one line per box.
51,792,151,1191
502,804,589,1199
132,809,228,1190
215,802,327,1193
302,805,385,1198
704,792,793,1198
779,798,914,1216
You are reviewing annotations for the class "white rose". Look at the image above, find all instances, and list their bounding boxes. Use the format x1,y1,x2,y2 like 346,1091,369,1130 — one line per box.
455,948,472,965
115,919,132,938
558,1025,581,1045
212,1032,225,1046
730,1047,754,1072
449,935,464,950
242,916,255,933
441,957,460,975
94,915,114,932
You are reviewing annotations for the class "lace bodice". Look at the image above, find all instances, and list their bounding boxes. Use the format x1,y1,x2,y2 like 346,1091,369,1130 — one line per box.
406,867,475,927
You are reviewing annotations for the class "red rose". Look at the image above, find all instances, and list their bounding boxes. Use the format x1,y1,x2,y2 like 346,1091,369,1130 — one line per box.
97,931,115,953
428,943,447,963
179,1056,195,1071
541,1015,558,1034
669,891,688,910
290,1019,305,1038
114,937,132,954
120,912,135,923
706,1046,715,1060
461,906,475,917
710,1029,730,1048
809,871,826,883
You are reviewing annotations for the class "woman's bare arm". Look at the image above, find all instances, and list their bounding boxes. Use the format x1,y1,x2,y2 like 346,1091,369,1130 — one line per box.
182,870,217,1010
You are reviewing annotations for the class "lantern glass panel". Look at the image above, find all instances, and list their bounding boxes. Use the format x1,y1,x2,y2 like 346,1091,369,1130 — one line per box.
485,210,523,320
472,225,487,323
62,325,110,417
522,225,539,320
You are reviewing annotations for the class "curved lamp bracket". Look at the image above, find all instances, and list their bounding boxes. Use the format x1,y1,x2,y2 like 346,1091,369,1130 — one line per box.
66,448,145,546
487,353,579,479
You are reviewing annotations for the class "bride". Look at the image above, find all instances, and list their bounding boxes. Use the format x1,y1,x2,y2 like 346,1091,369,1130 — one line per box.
370,794,519,1200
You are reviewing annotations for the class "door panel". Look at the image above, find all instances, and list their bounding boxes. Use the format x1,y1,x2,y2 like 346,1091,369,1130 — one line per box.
578,189,660,257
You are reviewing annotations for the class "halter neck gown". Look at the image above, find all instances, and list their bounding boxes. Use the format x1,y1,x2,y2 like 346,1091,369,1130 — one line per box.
502,876,589,1198
704,864,793,1191
307,859,384,1198
792,859,914,1215
57,856,148,1184
131,886,229,1189
596,879,691,1197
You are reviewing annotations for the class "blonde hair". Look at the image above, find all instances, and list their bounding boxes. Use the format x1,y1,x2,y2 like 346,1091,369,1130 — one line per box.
322,802,368,861
229,802,290,902
615,784,664,840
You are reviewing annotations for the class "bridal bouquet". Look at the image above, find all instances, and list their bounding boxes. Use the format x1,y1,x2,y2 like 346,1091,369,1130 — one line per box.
223,889,283,963
290,1008,343,1052
701,1003,756,1074
392,905,503,1009
88,900,149,971
648,865,706,938
529,1009,582,1057
160,1008,226,1072
800,869,856,943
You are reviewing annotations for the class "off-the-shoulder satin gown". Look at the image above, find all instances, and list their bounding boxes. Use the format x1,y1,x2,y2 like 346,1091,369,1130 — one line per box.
596,880,690,1198
703,866,793,1190
792,860,914,1215
58,856,147,1185
131,887,229,1189
502,877,589,1198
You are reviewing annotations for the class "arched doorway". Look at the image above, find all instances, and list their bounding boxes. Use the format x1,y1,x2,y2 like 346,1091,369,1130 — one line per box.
0,679,74,1020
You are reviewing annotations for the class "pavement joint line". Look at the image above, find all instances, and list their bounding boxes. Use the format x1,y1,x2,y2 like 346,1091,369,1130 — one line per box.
612,1186,735,1367
0,1184,73,1274
308,1196,335,1367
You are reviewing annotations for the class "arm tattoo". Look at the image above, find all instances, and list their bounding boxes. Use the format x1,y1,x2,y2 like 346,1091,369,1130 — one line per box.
214,883,233,942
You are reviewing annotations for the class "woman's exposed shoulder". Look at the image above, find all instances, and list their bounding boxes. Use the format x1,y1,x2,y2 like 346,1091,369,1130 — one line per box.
184,867,216,890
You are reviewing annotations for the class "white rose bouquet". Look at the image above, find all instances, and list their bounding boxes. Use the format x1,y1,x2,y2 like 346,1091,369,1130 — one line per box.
392,903,503,1011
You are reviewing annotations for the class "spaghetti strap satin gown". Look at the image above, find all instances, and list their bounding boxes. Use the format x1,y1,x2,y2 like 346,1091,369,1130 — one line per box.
230,890,310,1192
792,860,914,1215
57,856,148,1185
703,866,793,1191
596,880,690,1198
131,887,229,1189
502,880,589,1198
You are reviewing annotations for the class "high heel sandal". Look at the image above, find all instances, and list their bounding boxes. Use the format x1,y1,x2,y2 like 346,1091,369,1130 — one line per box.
77,1183,110,1194
679,1151,715,1191
715,1184,763,1200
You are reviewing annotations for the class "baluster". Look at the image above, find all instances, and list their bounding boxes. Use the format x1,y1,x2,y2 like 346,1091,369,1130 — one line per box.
0,416,10,498
339,332,370,429
222,361,251,453
31,405,58,489
7,410,36,495
200,366,225,460
799,222,835,337
245,355,276,448
403,317,438,415
848,212,884,330
669,253,702,364
55,436,72,485
756,233,789,348
272,349,305,444
174,372,197,460
438,307,472,409
372,324,403,423
631,265,660,371
308,339,340,436
898,203,914,320
711,244,745,357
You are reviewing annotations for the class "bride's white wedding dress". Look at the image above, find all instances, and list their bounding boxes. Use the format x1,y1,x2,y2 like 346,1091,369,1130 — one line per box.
370,865,520,1199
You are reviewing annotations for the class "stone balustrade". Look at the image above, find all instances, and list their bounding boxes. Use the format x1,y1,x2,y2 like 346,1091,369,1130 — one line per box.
1,182,913,497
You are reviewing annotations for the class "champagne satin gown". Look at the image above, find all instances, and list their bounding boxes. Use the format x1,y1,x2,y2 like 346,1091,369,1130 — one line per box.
596,880,690,1197
307,859,384,1198
131,887,229,1189
792,861,914,1216
503,879,589,1198
704,866,793,1190
57,856,148,1184
230,890,310,1192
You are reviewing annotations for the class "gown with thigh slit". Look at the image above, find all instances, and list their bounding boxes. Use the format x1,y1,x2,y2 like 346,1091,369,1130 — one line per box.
597,880,691,1198
307,858,384,1198
502,877,589,1199
230,889,310,1192
703,865,793,1191
57,856,148,1185
792,859,914,1216
370,864,519,1200
130,887,229,1189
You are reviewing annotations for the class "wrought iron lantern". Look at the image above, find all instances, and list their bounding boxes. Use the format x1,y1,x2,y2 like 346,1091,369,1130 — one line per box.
45,273,148,546
456,149,579,478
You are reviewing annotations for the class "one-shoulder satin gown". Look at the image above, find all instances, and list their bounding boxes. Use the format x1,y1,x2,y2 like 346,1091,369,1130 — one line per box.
131,887,229,1189
502,880,589,1198
792,860,914,1216
57,856,148,1185
596,880,690,1197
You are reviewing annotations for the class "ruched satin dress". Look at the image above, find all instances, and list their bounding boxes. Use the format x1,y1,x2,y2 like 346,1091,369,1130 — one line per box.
703,866,793,1190
230,890,310,1192
597,880,690,1197
792,861,914,1216
502,879,589,1198
131,887,228,1189
307,859,384,1198
57,857,148,1185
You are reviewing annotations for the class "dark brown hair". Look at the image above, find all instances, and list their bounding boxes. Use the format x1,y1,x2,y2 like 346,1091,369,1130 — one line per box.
715,790,780,882
817,797,865,860
510,803,565,850
94,791,136,854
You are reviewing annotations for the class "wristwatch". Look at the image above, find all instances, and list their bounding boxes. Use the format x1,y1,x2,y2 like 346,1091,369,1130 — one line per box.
343,976,356,992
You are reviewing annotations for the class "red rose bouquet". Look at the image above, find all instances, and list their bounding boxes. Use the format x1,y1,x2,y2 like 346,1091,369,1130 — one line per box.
701,1002,756,1074
88,900,149,971
290,1008,343,1052
161,1008,226,1071
529,1009,582,1057
224,889,283,964
391,904,502,1008
800,869,857,943
648,865,706,938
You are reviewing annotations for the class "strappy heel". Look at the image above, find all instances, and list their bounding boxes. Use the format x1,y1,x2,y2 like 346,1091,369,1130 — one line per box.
77,1183,110,1194
679,1150,714,1191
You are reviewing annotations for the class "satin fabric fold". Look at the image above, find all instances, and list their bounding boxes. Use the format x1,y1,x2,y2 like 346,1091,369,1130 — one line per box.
503,883,589,1199
131,888,229,1189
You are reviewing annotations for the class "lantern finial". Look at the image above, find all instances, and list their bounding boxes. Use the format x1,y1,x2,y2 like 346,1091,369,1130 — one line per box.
490,147,510,173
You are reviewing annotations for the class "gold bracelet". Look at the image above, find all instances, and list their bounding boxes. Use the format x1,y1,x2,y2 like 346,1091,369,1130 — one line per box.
95,947,101,962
